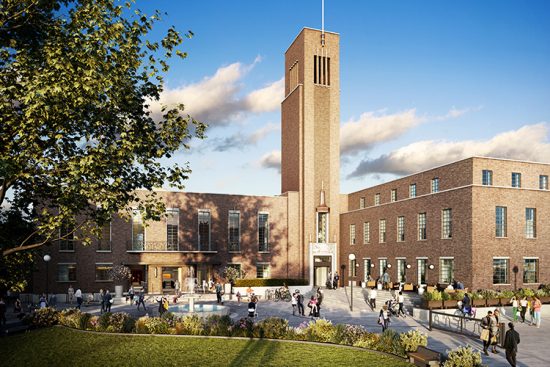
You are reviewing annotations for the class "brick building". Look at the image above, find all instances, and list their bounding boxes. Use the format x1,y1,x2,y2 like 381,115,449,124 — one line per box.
33,28,549,294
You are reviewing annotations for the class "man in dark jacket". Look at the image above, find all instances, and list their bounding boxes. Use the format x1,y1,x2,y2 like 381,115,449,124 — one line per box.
504,322,520,367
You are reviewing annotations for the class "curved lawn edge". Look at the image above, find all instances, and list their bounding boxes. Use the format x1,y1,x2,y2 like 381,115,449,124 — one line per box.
53,325,408,363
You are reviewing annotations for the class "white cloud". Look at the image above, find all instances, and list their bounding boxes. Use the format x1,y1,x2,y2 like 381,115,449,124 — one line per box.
213,122,280,152
150,60,283,126
258,150,281,171
347,123,550,178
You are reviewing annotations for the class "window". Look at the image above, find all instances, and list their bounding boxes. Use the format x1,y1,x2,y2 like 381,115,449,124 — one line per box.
363,222,370,244
511,172,521,188
540,175,549,190
359,197,365,209
523,258,539,283
396,259,406,283
166,208,179,251
379,258,387,277
349,224,356,245
288,61,299,91
493,258,509,284
439,258,454,284
397,216,405,242
131,209,144,250
317,212,328,243
95,263,113,282
431,177,440,193
258,213,269,252
363,258,372,282
59,221,75,251
256,263,270,279
418,213,427,240
496,206,507,237
409,184,416,198
57,263,77,282
482,170,493,186
417,259,427,285
442,209,452,239
391,189,397,202
349,258,357,277
525,208,536,239
379,219,386,243
97,222,111,251
198,210,211,251
374,193,380,206
228,211,240,252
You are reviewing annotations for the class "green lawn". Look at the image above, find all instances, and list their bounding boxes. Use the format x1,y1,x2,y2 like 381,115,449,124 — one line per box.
2,327,411,367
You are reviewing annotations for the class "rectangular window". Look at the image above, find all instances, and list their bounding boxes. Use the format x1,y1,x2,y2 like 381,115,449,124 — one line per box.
397,216,405,242
511,172,521,188
431,177,440,193
379,219,386,243
418,213,427,240
391,189,397,202
523,258,539,284
396,259,406,283
228,211,240,252
442,209,452,239
409,184,416,198
379,258,387,277
258,213,269,252
525,208,536,239
493,258,509,284
256,263,270,279
364,258,372,282
166,208,179,251
359,197,365,209
417,259,427,285
198,210,211,251
439,258,454,284
95,263,113,282
97,222,111,251
540,175,549,190
349,224,356,245
496,206,507,237
131,209,144,250
317,212,328,243
482,170,493,186
349,258,357,277
374,193,380,206
57,263,77,282
59,221,75,251
363,222,370,244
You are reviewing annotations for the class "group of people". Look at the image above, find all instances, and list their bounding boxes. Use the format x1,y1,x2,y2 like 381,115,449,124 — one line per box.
510,295,543,326
481,309,522,366
290,287,323,318
325,272,340,290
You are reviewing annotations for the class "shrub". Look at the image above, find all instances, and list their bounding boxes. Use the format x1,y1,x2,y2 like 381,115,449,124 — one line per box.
332,324,367,345
399,330,428,352
498,290,514,299
375,329,406,357
25,307,59,328
303,319,336,343
88,315,100,331
143,317,170,334
353,332,380,349
58,308,82,329
105,312,133,333
97,312,112,331
233,317,256,337
175,314,204,335
520,288,535,298
160,312,177,328
482,289,498,300
453,291,465,301
136,316,149,334
203,315,233,336
441,292,451,301
424,291,442,301
444,345,484,367
234,278,308,287
470,291,483,300
257,317,289,339
535,289,547,298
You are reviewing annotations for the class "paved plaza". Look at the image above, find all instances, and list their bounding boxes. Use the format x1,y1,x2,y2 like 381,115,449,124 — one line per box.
2,288,549,367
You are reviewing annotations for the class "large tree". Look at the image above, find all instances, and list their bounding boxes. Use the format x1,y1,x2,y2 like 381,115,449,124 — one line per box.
0,0,206,257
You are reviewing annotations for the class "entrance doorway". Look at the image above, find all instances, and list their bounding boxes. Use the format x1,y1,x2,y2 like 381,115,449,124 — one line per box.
162,267,179,293
313,256,332,287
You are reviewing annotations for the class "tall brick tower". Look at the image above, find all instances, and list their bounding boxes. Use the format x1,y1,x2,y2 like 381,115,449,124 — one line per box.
281,28,340,285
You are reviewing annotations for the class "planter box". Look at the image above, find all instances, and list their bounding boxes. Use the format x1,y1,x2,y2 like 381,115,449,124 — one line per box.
366,281,376,288
486,298,500,307
403,283,414,291
472,299,486,307
423,300,443,309
540,296,550,304
443,299,459,309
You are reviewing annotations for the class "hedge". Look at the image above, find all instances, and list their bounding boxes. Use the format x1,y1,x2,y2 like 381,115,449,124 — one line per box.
234,278,309,287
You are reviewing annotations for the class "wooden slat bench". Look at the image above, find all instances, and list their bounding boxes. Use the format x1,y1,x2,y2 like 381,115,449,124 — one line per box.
408,346,441,367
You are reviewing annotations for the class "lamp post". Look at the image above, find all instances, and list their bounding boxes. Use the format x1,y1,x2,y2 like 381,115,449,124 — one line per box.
43,254,51,298
348,254,356,311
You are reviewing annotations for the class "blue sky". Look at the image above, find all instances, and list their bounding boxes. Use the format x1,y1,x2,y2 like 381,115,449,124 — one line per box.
141,0,550,196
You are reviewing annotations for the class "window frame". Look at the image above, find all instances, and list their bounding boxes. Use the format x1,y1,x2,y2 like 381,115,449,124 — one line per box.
258,212,270,252
397,216,405,242
525,208,536,239
95,263,113,282
228,210,241,252
492,257,510,285
379,219,386,243
523,258,539,284
496,206,507,238
511,172,521,188
198,209,211,251
57,263,77,282
439,257,454,284
256,262,271,279
431,177,440,193
418,212,427,241
482,170,493,186
540,175,549,190
409,184,416,198
363,222,370,244
441,208,452,239
349,224,356,245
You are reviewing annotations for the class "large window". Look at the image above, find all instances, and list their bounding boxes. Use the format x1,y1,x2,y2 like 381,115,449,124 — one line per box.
95,263,113,282
442,209,452,239
258,213,269,252
525,208,536,239
317,212,328,243
523,258,539,284
439,258,454,284
97,222,111,252
418,213,427,240
396,259,406,283
496,206,507,237
493,258,509,284
379,258,387,277
131,209,144,250
256,263,270,279
482,170,493,186
431,177,440,193
397,216,405,242
57,263,77,282
409,184,416,198
349,258,357,277
417,259,427,285
379,219,386,243
511,172,521,188
363,222,370,244
364,258,372,282
228,211,240,252
359,197,365,209
166,208,179,251
540,175,549,190
198,210,211,251
349,224,356,245
391,189,397,202
374,193,380,206
59,221,75,251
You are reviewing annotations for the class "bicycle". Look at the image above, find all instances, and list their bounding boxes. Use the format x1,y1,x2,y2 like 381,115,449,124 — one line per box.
274,287,292,302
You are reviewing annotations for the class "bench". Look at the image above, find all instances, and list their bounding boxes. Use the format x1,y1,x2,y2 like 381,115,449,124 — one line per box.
408,346,441,367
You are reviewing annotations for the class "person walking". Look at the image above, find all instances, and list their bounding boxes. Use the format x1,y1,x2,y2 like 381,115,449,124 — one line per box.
136,291,146,311
297,290,305,316
504,322,520,367
533,296,542,328
215,281,223,304
67,285,74,305
519,296,528,323
511,296,519,322
39,294,48,309
481,310,495,355
104,290,112,312
75,288,83,309
369,287,377,310
379,305,390,332
128,286,135,304
333,272,339,290
291,292,298,315
397,291,406,317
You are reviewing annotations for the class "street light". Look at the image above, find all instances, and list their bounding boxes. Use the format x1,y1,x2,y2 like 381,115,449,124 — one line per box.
43,254,51,298
348,254,356,311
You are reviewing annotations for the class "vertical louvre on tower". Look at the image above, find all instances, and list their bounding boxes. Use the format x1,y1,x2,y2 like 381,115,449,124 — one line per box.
313,55,330,86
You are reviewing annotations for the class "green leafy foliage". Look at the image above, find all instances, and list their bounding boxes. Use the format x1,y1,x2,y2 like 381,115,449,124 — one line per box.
257,317,289,339
234,278,308,287
24,307,59,328
376,329,406,357
444,346,485,367
399,330,428,352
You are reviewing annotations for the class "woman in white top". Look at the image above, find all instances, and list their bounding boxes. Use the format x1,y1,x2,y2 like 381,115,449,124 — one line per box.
511,296,519,322
519,296,529,323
